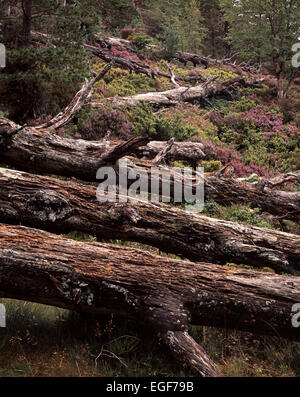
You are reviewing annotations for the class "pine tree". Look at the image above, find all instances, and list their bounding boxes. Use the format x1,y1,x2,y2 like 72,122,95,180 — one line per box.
221,0,300,99
176,0,207,53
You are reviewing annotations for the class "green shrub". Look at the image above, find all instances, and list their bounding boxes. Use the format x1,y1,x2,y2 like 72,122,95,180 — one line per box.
201,160,222,172
132,33,155,50
223,206,273,229
127,104,201,141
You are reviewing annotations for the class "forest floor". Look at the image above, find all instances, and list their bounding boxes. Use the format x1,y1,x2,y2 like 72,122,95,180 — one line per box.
1,298,300,377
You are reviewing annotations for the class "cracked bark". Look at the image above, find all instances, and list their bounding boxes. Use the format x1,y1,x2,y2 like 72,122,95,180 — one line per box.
0,122,298,222
1,224,300,375
0,167,299,275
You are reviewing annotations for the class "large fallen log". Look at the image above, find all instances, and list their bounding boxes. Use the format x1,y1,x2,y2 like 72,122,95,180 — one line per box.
1,167,299,275
1,224,300,376
91,77,265,109
0,119,299,221
0,117,148,179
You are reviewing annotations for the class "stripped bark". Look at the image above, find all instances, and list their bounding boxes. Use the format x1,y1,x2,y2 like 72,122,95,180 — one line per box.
36,63,113,131
0,167,299,275
1,224,300,375
91,77,265,109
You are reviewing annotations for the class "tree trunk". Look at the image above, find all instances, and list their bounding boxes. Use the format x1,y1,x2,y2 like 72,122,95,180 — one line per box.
0,116,148,179
19,0,33,48
36,63,113,131
0,120,299,222
0,167,299,275
1,224,300,375
92,77,265,109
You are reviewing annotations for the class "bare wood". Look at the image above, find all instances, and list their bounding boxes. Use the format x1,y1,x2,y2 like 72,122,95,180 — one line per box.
85,43,206,84
93,34,262,75
0,167,299,275
91,77,265,109
1,224,300,374
36,63,113,131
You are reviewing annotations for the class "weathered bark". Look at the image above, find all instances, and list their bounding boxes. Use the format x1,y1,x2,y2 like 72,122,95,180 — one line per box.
1,168,299,275
84,43,205,84
36,63,113,131
93,34,262,75
1,224,300,375
0,119,299,221
0,117,148,179
136,140,206,166
176,51,262,75
91,77,265,109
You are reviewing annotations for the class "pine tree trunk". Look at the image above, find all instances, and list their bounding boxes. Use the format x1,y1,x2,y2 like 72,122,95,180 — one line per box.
19,0,32,48
1,167,299,275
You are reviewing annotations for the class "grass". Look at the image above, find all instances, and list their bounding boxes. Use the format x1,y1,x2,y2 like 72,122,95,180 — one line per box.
0,299,299,377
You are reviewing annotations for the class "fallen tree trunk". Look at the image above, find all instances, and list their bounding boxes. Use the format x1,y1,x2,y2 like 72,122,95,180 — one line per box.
0,119,299,221
91,77,265,109
1,224,300,376
1,167,299,275
135,140,206,166
176,51,262,75
85,43,206,84
93,34,262,75
0,116,148,179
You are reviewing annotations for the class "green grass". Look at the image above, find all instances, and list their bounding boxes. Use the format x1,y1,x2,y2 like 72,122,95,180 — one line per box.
0,299,299,377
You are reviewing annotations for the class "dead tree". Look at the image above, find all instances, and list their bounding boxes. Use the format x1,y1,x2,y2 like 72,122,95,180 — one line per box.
1,167,299,275
93,34,262,75
1,224,300,376
0,116,148,179
0,119,299,222
36,63,113,130
91,77,265,109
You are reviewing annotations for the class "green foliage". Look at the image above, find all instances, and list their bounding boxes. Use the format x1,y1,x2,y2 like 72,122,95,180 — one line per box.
202,67,239,82
132,33,155,50
203,200,274,229
93,64,172,98
223,206,273,229
220,0,300,96
127,103,201,141
174,0,207,53
201,160,222,172
0,0,102,120
162,25,181,60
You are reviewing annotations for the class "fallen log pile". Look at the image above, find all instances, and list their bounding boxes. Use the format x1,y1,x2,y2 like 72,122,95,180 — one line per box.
1,168,299,275
1,120,299,222
0,48,299,377
1,224,300,376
